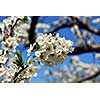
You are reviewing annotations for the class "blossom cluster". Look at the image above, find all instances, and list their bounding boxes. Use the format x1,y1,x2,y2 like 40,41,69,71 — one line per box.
28,33,74,66
0,16,31,46
0,16,39,83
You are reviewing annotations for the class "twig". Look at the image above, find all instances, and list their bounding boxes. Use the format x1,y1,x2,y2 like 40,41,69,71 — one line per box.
11,65,28,83
9,18,21,36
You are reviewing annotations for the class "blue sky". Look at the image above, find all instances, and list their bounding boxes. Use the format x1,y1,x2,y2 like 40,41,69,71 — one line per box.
0,16,100,83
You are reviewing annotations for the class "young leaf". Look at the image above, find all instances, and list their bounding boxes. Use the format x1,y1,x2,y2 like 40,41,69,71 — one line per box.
33,42,40,51
13,51,24,68
21,16,28,22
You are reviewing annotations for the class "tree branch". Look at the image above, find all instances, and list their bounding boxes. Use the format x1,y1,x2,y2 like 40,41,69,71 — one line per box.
9,18,21,36
70,16,100,36
11,65,28,83
28,16,39,44
75,69,100,83
68,45,100,55
50,16,100,36
50,22,74,33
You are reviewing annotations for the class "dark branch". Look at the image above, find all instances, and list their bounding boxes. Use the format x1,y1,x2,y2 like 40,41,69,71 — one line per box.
11,65,28,83
70,16,100,36
76,69,100,83
68,45,100,55
50,23,74,33
28,16,39,44
9,18,21,36
50,16,100,36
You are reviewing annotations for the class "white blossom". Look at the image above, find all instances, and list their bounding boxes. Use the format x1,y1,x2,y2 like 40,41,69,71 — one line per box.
31,33,74,66
2,36,19,52
93,18,100,24
0,56,8,64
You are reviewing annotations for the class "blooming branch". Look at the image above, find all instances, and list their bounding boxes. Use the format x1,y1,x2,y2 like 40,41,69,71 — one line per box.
27,33,74,66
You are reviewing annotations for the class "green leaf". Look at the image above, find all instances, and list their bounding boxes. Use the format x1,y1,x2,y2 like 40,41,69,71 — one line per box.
23,16,28,20
16,51,22,58
13,60,17,64
21,16,28,22
3,36,6,41
14,72,18,78
8,24,12,27
36,42,40,49
13,51,24,67
33,42,40,50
